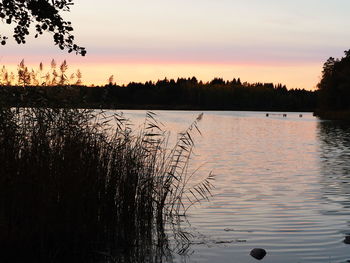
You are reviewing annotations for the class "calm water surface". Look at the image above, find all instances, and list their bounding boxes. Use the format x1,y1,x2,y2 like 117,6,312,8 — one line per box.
120,111,350,263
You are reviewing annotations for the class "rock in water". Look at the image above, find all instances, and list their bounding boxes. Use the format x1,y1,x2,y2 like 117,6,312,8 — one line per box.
250,248,267,260
344,236,350,244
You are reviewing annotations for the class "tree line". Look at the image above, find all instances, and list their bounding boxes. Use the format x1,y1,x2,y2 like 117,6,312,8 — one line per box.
0,60,316,111
316,49,350,118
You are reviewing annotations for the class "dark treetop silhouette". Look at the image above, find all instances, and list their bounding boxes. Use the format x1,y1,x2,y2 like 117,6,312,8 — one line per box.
0,60,316,111
315,49,350,120
0,0,86,55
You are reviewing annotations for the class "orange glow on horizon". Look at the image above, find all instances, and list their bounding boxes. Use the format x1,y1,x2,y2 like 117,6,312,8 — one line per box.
1,60,321,91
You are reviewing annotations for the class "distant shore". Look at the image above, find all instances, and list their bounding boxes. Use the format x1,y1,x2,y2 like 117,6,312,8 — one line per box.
314,110,350,121
97,104,315,112
0,80,317,113
1,103,315,113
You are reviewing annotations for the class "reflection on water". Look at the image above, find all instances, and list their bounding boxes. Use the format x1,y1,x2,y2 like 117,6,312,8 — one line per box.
92,228,172,263
318,121,350,179
115,111,350,263
318,121,350,251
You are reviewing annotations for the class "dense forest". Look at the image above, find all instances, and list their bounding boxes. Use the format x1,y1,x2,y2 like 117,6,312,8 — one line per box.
315,50,350,119
0,60,316,111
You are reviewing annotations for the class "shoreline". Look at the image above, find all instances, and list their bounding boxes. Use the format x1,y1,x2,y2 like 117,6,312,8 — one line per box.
1,103,315,113
313,110,350,121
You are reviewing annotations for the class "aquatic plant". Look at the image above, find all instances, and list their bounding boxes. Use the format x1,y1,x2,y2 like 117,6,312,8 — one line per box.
0,107,214,262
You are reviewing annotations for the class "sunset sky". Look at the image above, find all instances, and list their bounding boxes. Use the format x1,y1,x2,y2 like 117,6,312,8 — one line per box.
1,0,350,89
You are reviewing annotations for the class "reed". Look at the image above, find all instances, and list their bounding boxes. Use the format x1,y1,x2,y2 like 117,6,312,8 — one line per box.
0,107,213,262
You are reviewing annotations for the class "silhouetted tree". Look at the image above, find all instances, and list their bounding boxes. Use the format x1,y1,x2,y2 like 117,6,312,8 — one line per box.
210,78,225,85
190,76,198,84
0,0,86,55
0,61,316,110
317,50,350,111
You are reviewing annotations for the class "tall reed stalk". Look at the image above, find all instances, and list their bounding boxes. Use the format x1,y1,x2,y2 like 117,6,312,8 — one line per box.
0,107,214,262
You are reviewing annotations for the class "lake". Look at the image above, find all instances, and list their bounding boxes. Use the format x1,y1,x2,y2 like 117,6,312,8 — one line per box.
119,110,350,263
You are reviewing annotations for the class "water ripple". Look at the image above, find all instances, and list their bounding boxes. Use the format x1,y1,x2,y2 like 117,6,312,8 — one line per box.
120,110,350,263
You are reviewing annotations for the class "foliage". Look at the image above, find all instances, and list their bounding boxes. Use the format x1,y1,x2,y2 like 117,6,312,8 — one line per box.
0,0,86,55
317,50,350,112
0,61,316,111
0,107,212,261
